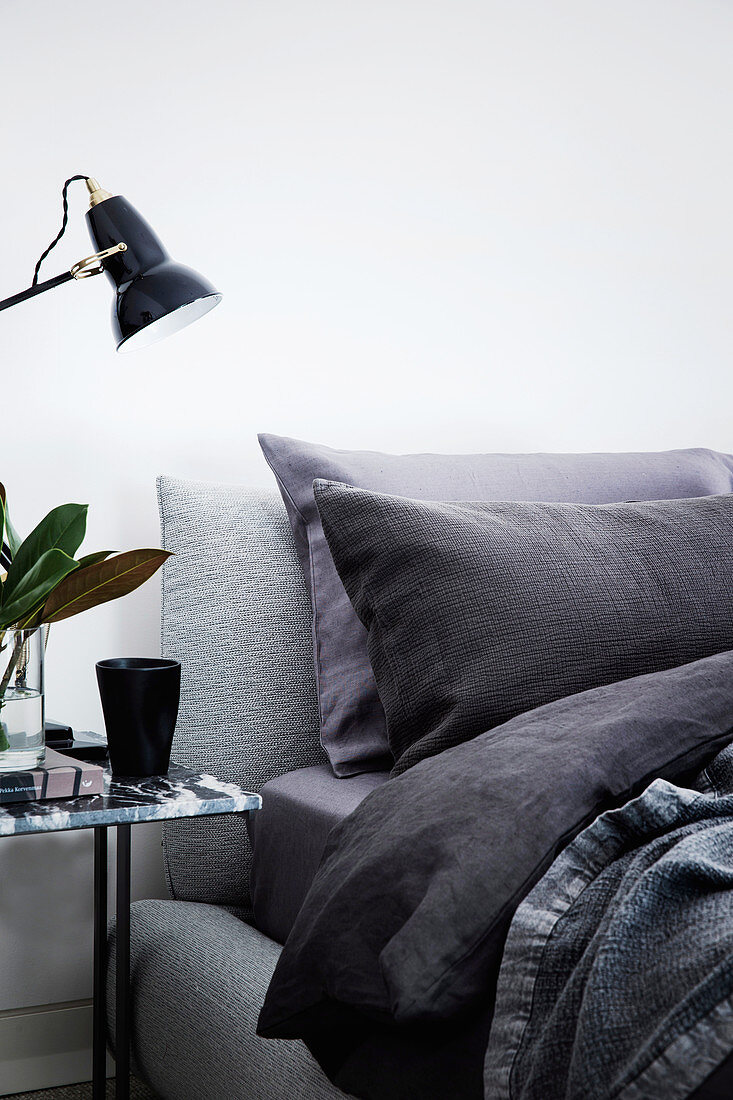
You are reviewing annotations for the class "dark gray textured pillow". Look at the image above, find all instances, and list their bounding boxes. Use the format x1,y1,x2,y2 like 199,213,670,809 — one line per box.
259,434,733,777
314,482,733,773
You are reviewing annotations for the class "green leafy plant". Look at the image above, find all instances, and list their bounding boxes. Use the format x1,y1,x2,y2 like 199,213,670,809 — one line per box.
0,484,171,751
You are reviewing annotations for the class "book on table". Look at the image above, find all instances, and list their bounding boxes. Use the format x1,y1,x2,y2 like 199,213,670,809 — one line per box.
0,749,105,804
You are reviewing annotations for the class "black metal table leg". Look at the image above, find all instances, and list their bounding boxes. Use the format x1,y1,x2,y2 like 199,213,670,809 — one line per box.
116,824,131,1100
93,826,108,1100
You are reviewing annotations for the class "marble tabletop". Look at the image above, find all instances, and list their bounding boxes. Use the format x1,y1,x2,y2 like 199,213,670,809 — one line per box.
0,757,261,837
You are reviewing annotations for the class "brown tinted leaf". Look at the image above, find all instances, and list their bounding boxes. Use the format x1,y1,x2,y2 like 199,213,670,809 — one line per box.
41,548,172,624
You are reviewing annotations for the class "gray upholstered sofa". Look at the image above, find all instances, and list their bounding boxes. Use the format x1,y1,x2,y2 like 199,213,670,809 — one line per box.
107,472,733,1100
106,478,355,1099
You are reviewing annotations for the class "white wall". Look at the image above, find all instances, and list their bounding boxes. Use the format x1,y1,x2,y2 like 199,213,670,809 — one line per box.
1,0,733,1075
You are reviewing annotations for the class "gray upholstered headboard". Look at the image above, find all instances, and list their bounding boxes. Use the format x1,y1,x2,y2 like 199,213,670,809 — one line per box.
157,477,325,910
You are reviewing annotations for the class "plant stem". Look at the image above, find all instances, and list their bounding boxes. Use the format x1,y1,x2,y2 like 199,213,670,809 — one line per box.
0,631,31,702
0,631,34,754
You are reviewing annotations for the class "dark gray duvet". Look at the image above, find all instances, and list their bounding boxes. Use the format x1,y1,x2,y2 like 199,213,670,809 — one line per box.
486,743,733,1100
258,652,733,1100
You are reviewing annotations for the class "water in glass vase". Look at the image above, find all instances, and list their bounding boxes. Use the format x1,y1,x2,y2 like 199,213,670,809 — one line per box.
0,626,46,771
0,688,45,771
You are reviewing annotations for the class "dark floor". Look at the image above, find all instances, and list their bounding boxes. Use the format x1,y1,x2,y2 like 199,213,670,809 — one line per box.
10,1080,157,1099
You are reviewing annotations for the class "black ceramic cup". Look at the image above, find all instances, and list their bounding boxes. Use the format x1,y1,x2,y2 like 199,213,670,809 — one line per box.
95,658,181,777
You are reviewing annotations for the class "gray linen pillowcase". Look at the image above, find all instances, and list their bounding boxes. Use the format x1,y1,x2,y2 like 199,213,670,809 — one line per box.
259,433,733,776
313,481,733,773
259,650,733,1055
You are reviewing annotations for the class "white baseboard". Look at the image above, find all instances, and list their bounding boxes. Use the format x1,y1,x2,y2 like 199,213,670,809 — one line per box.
0,1000,113,1095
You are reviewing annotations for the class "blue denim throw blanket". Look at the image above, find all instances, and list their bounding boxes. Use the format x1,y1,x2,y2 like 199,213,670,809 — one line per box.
485,744,733,1100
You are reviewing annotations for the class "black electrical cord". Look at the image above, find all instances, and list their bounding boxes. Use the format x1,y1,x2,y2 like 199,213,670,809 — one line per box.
31,175,89,286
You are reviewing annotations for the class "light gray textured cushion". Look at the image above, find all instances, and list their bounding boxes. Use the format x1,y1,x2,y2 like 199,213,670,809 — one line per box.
157,478,324,907
107,900,343,1100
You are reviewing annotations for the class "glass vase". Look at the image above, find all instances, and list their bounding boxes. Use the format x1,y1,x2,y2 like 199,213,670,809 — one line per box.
0,626,45,771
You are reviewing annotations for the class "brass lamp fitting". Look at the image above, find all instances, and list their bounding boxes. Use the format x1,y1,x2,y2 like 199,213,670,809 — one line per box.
86,178,113,207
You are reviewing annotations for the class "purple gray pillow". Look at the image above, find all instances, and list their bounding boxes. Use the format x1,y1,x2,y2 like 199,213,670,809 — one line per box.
259,434,733,776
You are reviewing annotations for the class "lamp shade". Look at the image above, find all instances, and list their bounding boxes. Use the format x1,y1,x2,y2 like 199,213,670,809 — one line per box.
86,195,221,352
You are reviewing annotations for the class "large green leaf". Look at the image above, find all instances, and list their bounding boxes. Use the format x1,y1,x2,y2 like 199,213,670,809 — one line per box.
4,505,22,558
0,487,20,560
0,548,80,628
40,548,171,624
3,504,87,604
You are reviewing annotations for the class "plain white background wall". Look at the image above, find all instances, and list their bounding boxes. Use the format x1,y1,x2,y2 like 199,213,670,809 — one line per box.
0,0,732,1026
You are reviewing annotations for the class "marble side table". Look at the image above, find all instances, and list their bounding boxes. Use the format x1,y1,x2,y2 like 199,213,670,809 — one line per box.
0,753,261,1100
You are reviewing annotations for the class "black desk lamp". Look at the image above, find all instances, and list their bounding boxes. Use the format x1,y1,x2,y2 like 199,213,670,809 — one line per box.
0,175,221,351
1,175,221,752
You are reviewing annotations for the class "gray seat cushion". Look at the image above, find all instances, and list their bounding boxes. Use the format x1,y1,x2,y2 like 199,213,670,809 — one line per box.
111,895,733,1100
248,765,390,944
108,900,343,1100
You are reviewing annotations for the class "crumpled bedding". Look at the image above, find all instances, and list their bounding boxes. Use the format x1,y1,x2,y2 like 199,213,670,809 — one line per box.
484,742,733,1100
258,652,733,1100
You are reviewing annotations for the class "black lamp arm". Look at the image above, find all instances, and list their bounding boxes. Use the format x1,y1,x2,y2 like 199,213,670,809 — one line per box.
0,242,127,314
0,174,98,314
0,270,74,313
